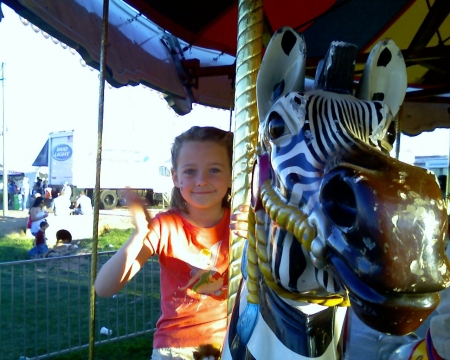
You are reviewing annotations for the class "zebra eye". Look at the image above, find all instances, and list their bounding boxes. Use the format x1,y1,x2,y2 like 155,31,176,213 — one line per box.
385,121,396,146
267,113,289,140
379,120,396,153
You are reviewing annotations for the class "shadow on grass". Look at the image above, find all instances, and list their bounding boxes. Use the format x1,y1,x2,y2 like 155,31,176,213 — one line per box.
0,242,33,263
0,216,28,237
51,333,154,360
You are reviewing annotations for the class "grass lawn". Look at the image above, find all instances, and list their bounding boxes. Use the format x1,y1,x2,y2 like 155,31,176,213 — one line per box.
0,228,161,360
51,333,154,360
0,228,135,263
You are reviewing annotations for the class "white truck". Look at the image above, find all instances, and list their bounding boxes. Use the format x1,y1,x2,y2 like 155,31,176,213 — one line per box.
46,130,173,210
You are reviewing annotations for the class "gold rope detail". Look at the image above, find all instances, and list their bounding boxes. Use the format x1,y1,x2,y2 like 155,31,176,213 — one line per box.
245,208,260,304
248,180,350,307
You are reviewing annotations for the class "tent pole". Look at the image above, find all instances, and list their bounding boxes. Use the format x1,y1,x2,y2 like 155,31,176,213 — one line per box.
1,63,7,216
228,0,263,318
89,1,109,359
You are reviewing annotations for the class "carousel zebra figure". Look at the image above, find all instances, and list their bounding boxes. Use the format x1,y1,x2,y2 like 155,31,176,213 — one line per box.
222,28,450,360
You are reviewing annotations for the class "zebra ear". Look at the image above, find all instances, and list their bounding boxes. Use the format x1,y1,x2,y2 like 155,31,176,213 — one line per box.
256,27,306,122
355,39,407,117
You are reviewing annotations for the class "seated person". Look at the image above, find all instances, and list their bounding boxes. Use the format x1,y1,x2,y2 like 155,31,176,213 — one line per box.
74,191,93,215
52,191,72,216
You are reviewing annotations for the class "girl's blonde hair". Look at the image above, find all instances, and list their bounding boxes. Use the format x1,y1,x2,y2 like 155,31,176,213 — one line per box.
170,126,233,213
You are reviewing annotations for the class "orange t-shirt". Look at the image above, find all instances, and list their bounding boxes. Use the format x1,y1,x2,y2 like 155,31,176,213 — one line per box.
147,208,230,349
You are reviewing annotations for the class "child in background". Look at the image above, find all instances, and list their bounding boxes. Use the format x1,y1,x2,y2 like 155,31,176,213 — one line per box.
28,221,49,259
95,126,247,360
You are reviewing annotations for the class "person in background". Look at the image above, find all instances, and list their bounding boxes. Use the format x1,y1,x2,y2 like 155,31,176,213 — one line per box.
62,181,72,201
44,183,53,209
29,197,49,236
74,190,93,215
52,190,72,216
7,178,16,207
95,126,247,360
438,175,447,199
33,177,43,197
28,221,49,259
21,177,30,211
47,229,74,258
145,189,155,206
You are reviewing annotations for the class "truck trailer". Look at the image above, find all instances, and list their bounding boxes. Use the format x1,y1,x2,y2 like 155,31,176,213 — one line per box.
43,130,172,210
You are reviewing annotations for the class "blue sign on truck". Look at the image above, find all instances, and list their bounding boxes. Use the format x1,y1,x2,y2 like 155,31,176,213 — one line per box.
52,145,73,161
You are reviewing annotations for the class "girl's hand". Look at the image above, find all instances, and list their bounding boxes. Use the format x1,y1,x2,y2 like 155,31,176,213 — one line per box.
230,205,249,238
124,190,152,237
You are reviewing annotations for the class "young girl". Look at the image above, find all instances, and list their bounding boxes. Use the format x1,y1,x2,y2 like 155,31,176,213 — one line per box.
95,126,247,360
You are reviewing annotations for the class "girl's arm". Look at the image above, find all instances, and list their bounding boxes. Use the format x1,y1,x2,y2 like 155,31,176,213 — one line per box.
94,200,154,297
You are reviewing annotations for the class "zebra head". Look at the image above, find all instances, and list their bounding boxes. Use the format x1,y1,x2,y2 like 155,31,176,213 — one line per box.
255,27,450,335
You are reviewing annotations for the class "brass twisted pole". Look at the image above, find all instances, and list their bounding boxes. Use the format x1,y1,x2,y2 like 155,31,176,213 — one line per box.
228,0,263,318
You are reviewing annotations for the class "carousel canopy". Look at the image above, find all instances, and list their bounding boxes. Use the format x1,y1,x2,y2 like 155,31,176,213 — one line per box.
2,0,450,132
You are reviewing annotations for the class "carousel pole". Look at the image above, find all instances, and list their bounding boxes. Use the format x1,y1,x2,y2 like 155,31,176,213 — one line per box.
447,129,450,206
89,0,109,358
394,109,401,160
228,0,263,317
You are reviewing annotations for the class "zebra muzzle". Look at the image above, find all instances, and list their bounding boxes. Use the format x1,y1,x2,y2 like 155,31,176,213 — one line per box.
320,154,450,335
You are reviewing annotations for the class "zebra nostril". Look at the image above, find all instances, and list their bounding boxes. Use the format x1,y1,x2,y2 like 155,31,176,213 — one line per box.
321,173,357,228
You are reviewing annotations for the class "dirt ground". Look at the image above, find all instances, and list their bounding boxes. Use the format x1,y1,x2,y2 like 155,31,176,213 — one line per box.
0,210,29,236
0,208,161,246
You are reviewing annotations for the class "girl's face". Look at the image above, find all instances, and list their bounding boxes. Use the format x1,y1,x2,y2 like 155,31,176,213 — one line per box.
172,141,231,212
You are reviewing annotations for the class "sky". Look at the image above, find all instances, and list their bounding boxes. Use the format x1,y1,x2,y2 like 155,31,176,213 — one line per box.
0,4,449,172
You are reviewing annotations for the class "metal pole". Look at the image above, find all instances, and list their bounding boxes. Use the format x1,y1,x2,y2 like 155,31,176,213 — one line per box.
89,0,109,358
394,108,401,160
1,63,7,216
446,129,450,208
